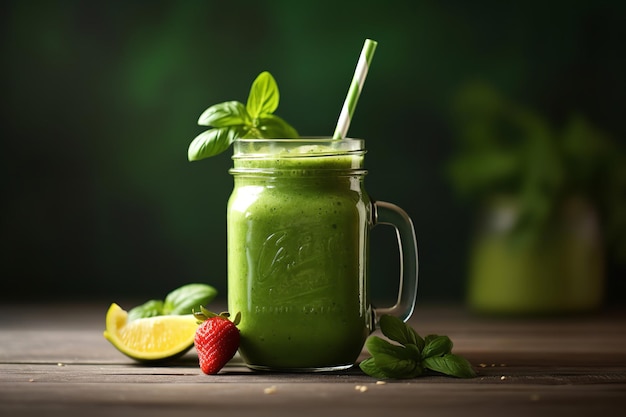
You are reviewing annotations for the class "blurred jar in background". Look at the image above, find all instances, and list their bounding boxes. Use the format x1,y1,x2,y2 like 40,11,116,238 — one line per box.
467,195,605,315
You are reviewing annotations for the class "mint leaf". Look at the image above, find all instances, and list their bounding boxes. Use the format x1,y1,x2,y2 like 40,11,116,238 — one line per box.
127,299,163,322
198,101,248,127
379,314,424,351
246,71,279,118
423,354,476,378
422,335,453,358
163,283,218,315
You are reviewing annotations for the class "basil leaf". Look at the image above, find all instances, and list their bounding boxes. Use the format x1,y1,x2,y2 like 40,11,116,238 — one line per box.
365,335,403,357
365,336,423,378
189,71,295,160
405,343,421,358
163,283,218,315
197,101,248,127
255,114,299,139
423,354,476,378
422,335,453,359
188,126,243,161
361,316,475,380
376,355,423,379
359,357,390,379
127,299,163,322
246,71,279,118
379,315,424,351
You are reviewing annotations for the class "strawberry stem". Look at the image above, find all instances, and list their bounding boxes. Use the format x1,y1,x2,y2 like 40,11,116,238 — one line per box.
193,306,240,326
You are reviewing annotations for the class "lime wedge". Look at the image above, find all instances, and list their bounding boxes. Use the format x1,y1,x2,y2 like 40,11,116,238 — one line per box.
103,303,199,363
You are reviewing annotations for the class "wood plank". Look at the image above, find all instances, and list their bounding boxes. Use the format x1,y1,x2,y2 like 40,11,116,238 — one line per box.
1,302,625,417
1,376,625,417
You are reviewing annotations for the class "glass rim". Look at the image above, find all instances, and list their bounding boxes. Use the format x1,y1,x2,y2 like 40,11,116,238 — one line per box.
233,137,363,142
232,137,365,159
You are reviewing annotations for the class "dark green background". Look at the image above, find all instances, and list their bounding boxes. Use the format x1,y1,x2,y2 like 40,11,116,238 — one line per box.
2,0,624,305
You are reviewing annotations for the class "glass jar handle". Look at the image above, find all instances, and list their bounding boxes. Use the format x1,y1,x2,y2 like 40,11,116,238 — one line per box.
371,200,419,328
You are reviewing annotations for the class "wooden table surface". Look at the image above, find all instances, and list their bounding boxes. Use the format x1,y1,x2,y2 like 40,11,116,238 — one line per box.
1,301,625,417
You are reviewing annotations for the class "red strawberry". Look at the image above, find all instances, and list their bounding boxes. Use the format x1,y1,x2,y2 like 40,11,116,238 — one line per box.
193,307,240,375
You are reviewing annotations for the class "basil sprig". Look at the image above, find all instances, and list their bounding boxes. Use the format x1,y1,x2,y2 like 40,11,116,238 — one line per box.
188,71,298,161
127,283,217,322
360,315,476,379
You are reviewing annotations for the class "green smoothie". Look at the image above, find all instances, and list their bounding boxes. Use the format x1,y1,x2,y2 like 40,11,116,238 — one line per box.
227,139,372,370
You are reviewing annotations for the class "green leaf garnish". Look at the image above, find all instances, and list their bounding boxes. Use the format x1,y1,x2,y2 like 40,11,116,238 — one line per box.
359,315,476,379
363,337,423,379
188,71,298,161
365,335,403,358
246,71,279,118
359,357,390,379
188,126,244,161
421,335,453,359
198,101,248,127
423,354,477,379
127,299,163,322
250,114,299,139
126,283,218,321
163,283,218,315
379,314,424,351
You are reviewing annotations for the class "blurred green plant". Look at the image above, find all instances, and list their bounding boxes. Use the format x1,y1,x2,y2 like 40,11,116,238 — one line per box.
447,82,626,264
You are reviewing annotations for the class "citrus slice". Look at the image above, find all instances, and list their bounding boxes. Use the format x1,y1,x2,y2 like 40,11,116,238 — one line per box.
103,303,199,363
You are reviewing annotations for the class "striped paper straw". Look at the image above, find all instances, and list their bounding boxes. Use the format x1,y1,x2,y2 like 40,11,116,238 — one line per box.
333,39,378,140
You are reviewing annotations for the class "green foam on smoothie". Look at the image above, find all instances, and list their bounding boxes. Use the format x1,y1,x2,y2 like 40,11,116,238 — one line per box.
231,139,366,172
